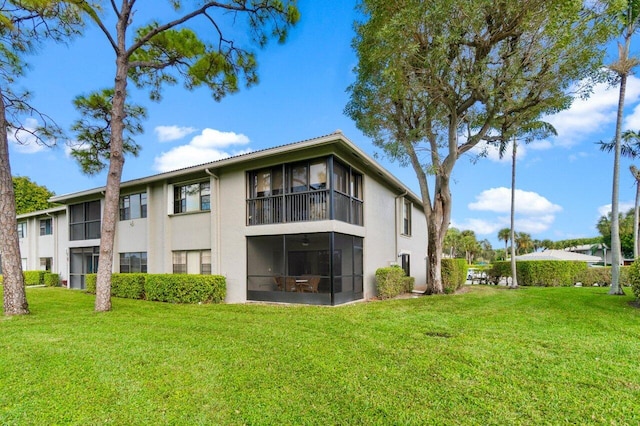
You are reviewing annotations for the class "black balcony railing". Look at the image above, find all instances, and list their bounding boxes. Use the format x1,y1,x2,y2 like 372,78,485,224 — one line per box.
247,189,363,226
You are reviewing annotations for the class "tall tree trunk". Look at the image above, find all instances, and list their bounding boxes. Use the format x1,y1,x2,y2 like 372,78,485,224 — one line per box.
509,140,518,288
426,219,444,294
609,72,626,295
94,22,130,312
0,89,29,315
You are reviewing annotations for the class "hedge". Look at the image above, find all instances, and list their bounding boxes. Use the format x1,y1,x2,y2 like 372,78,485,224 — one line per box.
144,274,226,304
441,259,467,293
628,260,640,300
111,273,146,299
24,270,46,286
84,273,226,304
375,266,407,299
487,261,623,287
43,273,60,287
576,266,630,287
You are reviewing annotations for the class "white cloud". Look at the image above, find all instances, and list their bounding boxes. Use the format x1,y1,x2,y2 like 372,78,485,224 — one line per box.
9,118,48,154
153,128,251,172
624,103,640,130
154,125,197,142
546,75,640,146
455,187,562,237
597,201,635,218
471,140,527,163
450,218,506,236
468,187,562,215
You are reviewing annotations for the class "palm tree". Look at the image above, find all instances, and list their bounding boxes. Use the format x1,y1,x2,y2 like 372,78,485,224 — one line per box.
516,232,534,255
606,0,639,295
600,130,640,259
498,228,511,260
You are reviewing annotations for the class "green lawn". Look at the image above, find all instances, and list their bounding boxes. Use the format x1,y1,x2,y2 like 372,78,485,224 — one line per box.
1,286,638,425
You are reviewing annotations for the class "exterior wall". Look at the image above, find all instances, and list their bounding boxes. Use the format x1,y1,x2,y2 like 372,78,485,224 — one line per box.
15,209,68,282
217,169,248,303
362,178,427,299
44,134,428,303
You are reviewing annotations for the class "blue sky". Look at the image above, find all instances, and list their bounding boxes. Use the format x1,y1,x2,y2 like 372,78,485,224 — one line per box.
8,1,640,249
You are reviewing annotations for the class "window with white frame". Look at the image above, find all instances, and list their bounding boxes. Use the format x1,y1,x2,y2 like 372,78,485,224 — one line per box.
120,192,147,220
172,251,187,274
173,182,210,214
40,218,52,236
40,257,52,271
119,252,147,273
200,250,212,275
17,222,27,239
172,250,211,274
402,199,412,236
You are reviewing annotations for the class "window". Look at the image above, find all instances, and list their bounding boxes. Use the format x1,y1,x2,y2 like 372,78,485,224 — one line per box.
174,182,210,214
200,250,212,275
333,161,348,194
17,222,27,239
69,200,101,240
402,199,412,236
247,157,362,226
40,218,52,236
119,252,147,273
172,251,187,274
120,192,147,220
40,258,52,272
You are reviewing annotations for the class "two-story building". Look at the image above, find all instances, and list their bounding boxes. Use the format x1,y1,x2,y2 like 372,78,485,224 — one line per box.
16,132,427,305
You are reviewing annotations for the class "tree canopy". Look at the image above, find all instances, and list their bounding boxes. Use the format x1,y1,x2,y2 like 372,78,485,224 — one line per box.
1,1,82,315
12,176,55,214
68,0,300,312
346,0,616,294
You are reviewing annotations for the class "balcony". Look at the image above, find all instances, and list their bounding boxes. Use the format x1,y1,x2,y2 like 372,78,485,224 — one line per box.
247,190,363,226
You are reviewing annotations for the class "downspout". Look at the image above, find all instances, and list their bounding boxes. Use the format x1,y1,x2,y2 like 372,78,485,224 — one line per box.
395,190,408,264
205,168,221,274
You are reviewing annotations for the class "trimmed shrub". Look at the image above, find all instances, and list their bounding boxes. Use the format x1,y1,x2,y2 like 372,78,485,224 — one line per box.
375,266,406,299
628,260,640,300
111,273,146,299
24,270,45,286
43,273,60,287
144,274,226,304
489,261,590,286
403,276,415,293
517,261,587,287
85,274,97,294
0,275,3,285
441,259,467,293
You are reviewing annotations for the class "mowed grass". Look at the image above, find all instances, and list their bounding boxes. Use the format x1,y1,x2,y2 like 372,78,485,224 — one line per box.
1,286,639,425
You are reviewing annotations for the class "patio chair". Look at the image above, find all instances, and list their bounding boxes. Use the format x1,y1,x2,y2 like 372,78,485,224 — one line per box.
273,276,284,291
285,276,297,292
298,275,320,293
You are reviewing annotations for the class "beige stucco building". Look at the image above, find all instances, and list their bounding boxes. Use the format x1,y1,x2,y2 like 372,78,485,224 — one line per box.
15,132,427,305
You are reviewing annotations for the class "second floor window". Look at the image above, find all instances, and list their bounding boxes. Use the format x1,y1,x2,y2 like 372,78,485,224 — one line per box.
17,222,27,239
69,200,101,241
120,192,147,220
174,182,210,214
40,218,52,236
